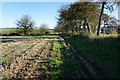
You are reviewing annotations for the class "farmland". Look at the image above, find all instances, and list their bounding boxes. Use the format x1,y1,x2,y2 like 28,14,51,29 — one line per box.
1,35,87,79
1,1,119,79
0,29,16,35
1,29,120,78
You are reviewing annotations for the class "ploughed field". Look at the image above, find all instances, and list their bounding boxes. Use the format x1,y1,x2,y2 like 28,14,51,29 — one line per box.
1,35,87,79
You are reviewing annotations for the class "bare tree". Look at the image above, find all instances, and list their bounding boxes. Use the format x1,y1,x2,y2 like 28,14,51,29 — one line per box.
39,24,49,34
16,15,35,35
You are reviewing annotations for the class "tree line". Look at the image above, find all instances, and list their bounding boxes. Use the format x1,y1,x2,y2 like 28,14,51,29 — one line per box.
15,1,119,36
54,1,119,36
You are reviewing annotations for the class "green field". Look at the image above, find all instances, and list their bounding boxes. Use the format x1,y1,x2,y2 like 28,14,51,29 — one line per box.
0,28,16,35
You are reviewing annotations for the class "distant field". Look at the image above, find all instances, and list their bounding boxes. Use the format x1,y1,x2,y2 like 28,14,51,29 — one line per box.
48,29,56,34
0,29,16,35
0,28,56,35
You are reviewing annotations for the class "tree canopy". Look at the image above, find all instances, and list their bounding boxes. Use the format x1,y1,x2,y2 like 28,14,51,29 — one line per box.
55,1,119,35
55,2,100,34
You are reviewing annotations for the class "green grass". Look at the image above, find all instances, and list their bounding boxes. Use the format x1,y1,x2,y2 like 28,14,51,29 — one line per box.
61,34,120,78
49,71,61,79
48,58,63,69
42,40,86,78
0,28,16,34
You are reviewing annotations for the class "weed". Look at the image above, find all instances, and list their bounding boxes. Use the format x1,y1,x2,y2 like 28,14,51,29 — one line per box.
48,58,63,69
38,54,41,57
4,61,11,65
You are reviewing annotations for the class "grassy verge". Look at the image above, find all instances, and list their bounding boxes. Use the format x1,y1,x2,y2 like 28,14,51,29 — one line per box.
39,40,87,78
60,34,120,78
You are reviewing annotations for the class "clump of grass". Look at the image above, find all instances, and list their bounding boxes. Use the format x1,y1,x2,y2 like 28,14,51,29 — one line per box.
35,53,41,59
2,73,8,78
38,54,41,57
25,53,29,56
4,61,11,65
50,52,57,57
40,38,44,40
43,55,47,59
26,44,30,47
48,71,60,79
2,57,7,61
48,58,63,69
2,53,13,62
27,61,33,65
40,66,47,70
6,53,13,59
2,53,13,66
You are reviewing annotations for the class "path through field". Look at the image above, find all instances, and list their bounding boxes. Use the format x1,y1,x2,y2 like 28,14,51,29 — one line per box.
1,35,87,79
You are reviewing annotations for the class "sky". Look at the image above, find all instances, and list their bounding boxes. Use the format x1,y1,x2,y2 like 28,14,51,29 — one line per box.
2,2,73,29
1,1,119,29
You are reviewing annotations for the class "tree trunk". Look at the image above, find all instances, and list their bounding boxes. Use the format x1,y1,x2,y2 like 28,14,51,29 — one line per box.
97,2,105,36
24,29,27,35
83,22,86,31
72,28,73,33
84,18,90,33
79,21,81,34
